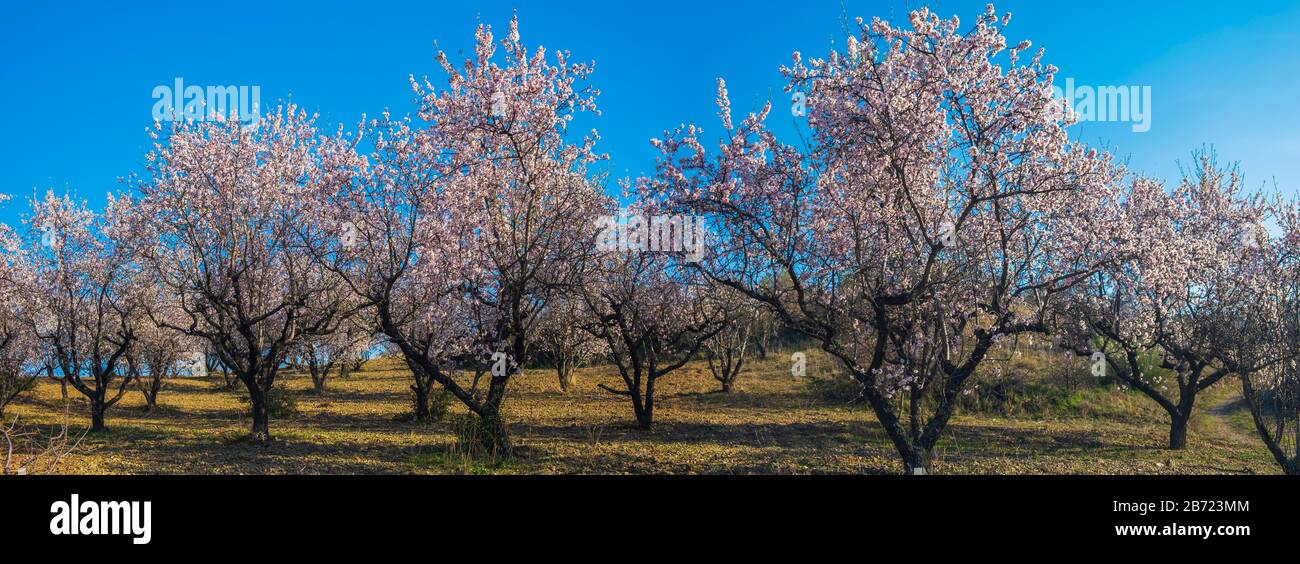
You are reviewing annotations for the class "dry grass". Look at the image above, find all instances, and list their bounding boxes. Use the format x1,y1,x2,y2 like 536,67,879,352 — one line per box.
1,351,1281,474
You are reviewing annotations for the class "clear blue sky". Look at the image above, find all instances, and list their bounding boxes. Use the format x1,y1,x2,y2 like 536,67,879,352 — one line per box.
2,0,1298,225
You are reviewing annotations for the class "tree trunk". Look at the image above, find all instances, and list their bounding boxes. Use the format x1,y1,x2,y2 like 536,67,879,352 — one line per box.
720,359,743,393
634,409,653,429
411,376,432,421
1168,414,1189,450
556,360,575,393
60,377,68,400
141,378,161,411
312,373,326,394
248,385,270,443
1168,390,1196,450
478,339,516,455
90,400,106,432
634,378,656,430
904,448,931,475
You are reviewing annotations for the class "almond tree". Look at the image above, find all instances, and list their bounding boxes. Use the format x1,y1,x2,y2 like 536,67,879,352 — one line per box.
316,17,607,449
640,7,1118,473
130,107,358,442
1216,201,1300,473
534,296,606,392
311,113,490,423
0,202,37,417
703,285,761,393
337,321,375,377
1057,159,1264,449
25,192,141,432
127,297,194,411
292,318,371,394
578,250,726,428
418,16,608,448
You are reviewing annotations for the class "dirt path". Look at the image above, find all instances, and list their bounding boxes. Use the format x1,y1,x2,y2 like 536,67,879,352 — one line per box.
1205,393,1257,445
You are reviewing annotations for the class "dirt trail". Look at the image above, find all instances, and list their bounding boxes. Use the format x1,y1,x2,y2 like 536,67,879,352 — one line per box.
1205,393,1256,445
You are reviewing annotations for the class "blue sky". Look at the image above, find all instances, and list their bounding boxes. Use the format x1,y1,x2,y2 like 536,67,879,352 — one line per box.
2,0,1298,226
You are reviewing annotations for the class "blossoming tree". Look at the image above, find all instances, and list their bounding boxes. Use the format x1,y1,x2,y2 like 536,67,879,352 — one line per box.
702,284,763,393
325,16,608,449
290,317,372,394
310,110,495,426
640,7,1118,473
131,107,359,442
533,295,606,392
1213,200,1300,473
1057,158,1265,449
25,192,142,432
577,251,726,428
0,200,37,417
127,312,185,411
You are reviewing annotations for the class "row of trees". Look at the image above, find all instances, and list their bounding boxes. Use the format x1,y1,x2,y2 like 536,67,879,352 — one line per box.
0,7,1296,473
636,6,1300,474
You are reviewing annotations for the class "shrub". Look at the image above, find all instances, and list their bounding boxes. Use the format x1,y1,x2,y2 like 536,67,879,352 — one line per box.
428,389,452,422
235,385,298,419
448,414,508,465
807,374,864,404
956,378,1073,417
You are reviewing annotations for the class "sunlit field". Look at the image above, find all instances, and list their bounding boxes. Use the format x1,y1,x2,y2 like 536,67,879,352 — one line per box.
5,351,1277,475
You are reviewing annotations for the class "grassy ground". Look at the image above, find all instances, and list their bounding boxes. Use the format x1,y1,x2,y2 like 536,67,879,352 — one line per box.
2,351,1281,474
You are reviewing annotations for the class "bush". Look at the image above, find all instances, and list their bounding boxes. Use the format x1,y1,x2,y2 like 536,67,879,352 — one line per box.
956,378,1074,417
428,389,452,422
235,386,298,419
448,414,508,464
807,374,863,403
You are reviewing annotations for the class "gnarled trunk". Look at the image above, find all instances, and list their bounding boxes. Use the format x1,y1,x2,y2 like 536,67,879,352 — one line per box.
245,381,271,443
89,400,106,433
411,375,433,421
632,377,656,430
1168,414,1189,450
140,376,162,411
1165,388,1197,450
478,361,515,455
904,449,931,475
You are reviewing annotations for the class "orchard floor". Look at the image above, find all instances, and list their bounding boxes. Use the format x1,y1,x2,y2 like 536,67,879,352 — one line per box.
3,354,1281,475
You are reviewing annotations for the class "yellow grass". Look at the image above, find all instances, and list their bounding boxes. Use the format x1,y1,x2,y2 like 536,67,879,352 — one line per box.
2,353,1281,474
